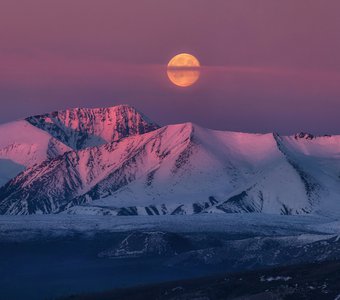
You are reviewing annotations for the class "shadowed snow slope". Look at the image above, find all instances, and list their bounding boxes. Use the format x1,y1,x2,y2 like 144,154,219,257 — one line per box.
1,116,339,216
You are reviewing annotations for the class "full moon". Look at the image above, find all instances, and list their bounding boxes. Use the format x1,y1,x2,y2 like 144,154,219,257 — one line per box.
167,53,200,87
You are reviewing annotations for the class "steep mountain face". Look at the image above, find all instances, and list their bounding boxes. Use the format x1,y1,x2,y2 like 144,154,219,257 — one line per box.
0,124,195,214
0,105,159,188
0,120,71,187
1,116,339,216
25,105,159,150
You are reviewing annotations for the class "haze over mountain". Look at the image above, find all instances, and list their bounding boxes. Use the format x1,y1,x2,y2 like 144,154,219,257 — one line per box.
0,104,340,216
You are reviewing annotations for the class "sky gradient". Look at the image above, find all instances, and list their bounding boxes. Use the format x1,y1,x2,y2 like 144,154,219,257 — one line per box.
1,0,340,134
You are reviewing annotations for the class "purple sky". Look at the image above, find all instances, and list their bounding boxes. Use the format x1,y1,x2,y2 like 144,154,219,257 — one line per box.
1,0,340,134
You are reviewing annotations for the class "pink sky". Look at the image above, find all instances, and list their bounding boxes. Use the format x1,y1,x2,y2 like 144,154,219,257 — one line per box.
1,0,340,134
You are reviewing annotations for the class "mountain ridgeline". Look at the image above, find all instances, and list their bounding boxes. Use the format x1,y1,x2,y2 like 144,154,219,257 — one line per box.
25,105,160,150
0,104,339,216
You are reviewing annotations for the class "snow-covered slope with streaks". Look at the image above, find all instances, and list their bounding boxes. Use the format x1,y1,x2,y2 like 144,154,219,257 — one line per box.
0,120,71,187
25,105,159,149
0,105,159,188
275,133,340,216
1,115,339,216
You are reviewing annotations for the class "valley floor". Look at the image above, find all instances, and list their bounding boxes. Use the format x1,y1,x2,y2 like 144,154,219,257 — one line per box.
63,260,340,300
1,213,340,300
1,213,339,240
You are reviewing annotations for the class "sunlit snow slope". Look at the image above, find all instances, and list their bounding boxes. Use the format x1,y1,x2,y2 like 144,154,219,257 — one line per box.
0,105,159,188
0,120,71,186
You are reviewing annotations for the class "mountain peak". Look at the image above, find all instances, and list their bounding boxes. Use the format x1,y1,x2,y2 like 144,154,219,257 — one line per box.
26,104,160,150
294,132,315,140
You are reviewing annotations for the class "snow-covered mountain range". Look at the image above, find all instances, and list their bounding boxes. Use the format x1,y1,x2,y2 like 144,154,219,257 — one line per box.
0,104,339,216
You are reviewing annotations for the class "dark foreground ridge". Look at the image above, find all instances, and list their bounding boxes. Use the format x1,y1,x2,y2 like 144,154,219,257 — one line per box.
63,260,340,300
